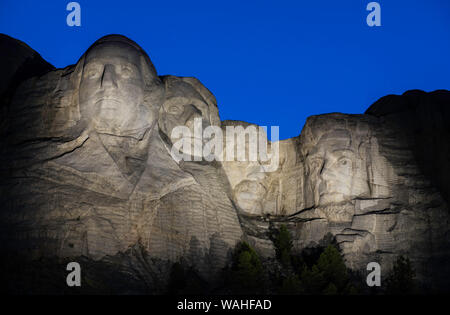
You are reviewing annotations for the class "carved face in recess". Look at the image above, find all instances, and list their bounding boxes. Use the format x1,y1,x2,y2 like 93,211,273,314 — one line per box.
159,77,212,154
79,40,155,136
306,129,370,206
234,179,266,215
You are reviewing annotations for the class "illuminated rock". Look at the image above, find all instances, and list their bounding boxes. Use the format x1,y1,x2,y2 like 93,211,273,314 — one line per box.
1,34,449,291
0,35,243,286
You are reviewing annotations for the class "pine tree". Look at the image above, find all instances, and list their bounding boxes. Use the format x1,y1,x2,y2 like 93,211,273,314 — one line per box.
299,244,350,294
316,244,348,290
279,274,303,294
274,224,293,266
385,256,416,294
229,241,264,294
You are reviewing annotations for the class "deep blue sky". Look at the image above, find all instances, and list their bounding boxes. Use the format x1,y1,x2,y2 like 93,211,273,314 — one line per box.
1,0,449,139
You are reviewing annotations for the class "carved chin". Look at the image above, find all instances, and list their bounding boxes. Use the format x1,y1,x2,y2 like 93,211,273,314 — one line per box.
319,192,347,206
88,100,153,136
92,119,121,135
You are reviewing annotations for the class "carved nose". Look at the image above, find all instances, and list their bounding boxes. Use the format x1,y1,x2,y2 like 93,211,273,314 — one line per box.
101,64,117,88
318,164,331,194
184,105,203,129
320,167,333,182
318,179,327,195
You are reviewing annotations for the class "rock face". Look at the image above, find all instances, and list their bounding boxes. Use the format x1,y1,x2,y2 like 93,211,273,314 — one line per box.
1,34,450,292
277,110,450,289
0,35,243,290
0,34,54,144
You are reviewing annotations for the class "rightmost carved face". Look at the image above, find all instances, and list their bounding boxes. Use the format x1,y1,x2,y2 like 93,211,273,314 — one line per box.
306,129,370,206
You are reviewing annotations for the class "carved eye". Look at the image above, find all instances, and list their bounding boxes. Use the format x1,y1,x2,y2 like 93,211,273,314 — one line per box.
121,65,132,78
338,157,351,167
168,105,182,114
86,68,100,79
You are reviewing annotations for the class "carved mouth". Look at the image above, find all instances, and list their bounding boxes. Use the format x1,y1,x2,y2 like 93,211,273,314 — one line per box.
95,98,122,110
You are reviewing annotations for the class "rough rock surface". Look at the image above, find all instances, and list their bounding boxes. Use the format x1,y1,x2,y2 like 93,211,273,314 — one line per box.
1,34,450,292
0,35,243,289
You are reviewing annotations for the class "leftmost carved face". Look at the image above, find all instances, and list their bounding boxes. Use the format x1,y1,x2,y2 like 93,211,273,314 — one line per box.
79,41,149,135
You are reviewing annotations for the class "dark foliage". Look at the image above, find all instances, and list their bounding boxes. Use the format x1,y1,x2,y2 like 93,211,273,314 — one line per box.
273,224,293,266
385,256,417,294
223,241,265,294
167,262,207,295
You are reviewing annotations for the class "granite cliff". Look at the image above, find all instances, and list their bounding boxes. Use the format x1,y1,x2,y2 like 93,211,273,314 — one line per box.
1,34,449,293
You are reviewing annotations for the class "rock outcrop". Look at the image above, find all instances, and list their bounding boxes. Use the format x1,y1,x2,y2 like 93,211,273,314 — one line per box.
1,34,449,293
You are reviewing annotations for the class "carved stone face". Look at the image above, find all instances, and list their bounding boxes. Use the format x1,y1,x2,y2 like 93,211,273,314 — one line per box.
162,97,207,143
306,129,370,206
79,40,155,136
234,179,266,215
159,77,213,156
